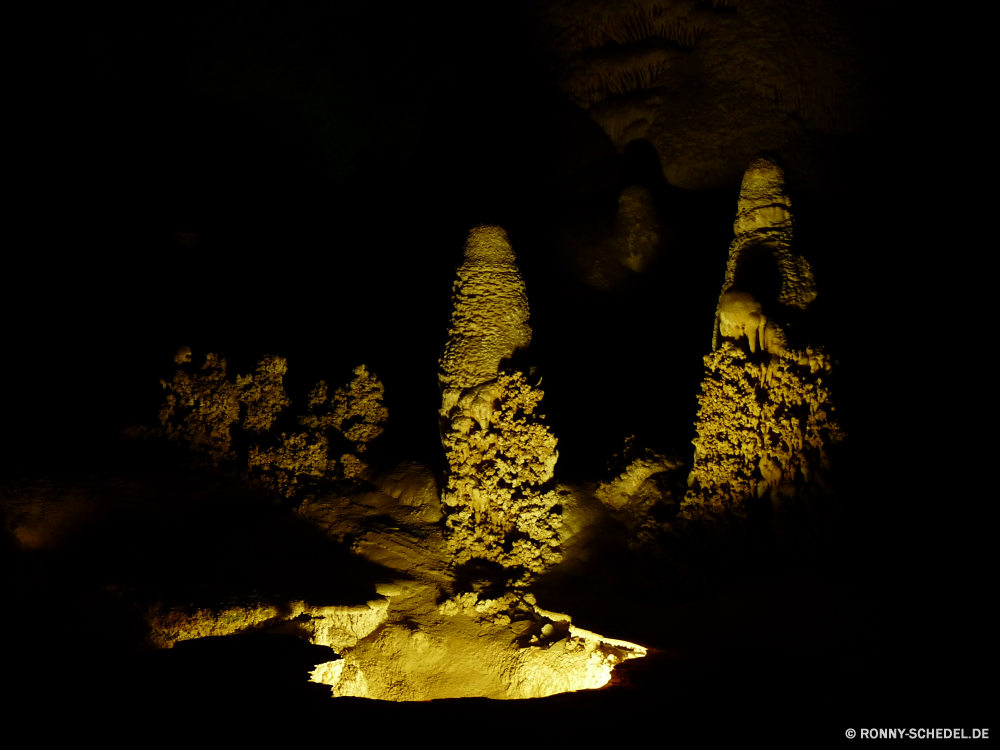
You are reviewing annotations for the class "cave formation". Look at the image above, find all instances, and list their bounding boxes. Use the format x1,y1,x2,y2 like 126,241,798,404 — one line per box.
4,0,985,741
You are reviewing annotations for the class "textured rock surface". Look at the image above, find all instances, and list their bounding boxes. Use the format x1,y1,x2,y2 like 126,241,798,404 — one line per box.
533,0,873,189
718,290,786,354
438,225,532,422
58,469,643,703
438,228,562,576
249,364,388,495
683,155,843,530
158,352,387,496
312,590,645,701
712,153,816,351
556,183,665,291
615,185,662,274
682,342,844,528
442,372,562,576
596,436,682,511
142,597,390,652
158,352,247,465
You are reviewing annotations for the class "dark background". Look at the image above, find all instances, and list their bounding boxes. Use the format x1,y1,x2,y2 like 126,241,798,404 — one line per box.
11,1,928,479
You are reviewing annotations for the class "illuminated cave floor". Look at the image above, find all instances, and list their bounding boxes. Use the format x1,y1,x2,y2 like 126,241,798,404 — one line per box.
2,454,989,738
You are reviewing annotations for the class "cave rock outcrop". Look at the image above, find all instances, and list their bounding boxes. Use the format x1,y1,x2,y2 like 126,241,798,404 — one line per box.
682,155,844,533
533,0,873,189
438,226,562,577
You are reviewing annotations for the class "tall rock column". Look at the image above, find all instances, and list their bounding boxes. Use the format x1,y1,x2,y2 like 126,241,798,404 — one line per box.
683,155,844,534
438,226,561,578
711,153,817,352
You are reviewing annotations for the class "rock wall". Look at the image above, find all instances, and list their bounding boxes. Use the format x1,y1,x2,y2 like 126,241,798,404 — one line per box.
615,184,663,274
533,0,873,189
558,184,665,291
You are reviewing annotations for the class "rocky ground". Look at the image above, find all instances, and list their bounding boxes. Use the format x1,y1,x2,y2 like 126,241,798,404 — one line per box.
2,436,989,743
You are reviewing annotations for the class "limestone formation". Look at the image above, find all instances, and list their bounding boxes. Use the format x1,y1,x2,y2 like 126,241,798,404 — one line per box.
249,364,388,496
682,155,843,532
142,597,389,653
682,342,844,529
712,153,816,351
438,227,561,577
439,225,532,425
718,290,786,355
0,459,648,705
312,590,645,701
533,0,872,189
159,351,386,496
240,355,293,434
596,435,681,509
596,436,685,550
159,352,248,465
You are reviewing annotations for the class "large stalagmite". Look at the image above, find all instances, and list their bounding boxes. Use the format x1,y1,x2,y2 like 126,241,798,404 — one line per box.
711,153,817,352
438,226,561,577
438,225,532,427
531,0,871,190
683,155,844,533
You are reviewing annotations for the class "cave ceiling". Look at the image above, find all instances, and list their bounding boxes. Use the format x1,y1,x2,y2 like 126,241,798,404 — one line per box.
3,2,983,734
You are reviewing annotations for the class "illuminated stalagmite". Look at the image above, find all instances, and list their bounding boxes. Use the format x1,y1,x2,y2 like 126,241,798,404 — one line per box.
682,155,844,531
710,153,816,352
438,226,561,576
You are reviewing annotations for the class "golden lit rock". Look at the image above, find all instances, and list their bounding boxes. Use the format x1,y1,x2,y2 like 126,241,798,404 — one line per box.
249,364,388,494
718,290,786,354
442,371,562,576
310,590,645,700
159,352,243,465
239,355,292,434
534,0,871,188
4,2,934,723
712,153,815,352
438,228,562,578
159,351,386,494
684,155,844,530
143,597,391,653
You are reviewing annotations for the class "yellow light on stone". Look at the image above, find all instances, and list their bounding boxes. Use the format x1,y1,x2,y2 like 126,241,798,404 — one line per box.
307,591,646,701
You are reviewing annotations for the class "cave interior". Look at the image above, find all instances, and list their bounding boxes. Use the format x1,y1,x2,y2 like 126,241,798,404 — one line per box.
4,0,986,740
